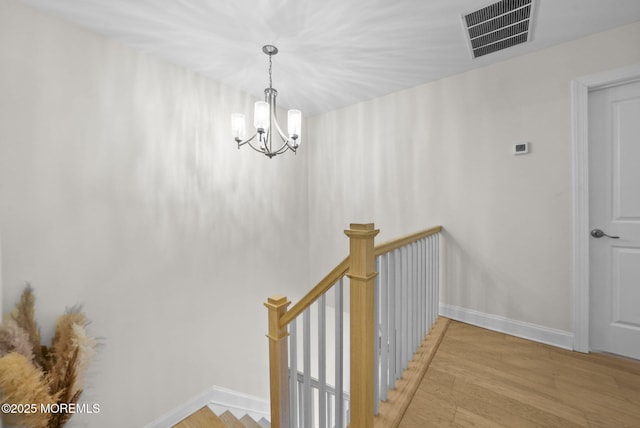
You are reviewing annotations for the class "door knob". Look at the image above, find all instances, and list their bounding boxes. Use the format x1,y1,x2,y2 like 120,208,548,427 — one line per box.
590,229,620,239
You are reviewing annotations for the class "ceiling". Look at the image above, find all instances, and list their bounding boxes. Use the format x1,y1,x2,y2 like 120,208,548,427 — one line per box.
19,0,640,116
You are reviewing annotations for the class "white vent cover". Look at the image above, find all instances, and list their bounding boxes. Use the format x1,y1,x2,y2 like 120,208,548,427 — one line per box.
462,0,535,59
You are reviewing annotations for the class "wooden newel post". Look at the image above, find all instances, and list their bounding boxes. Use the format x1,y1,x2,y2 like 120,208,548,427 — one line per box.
265,295,291,428
345,223,380,428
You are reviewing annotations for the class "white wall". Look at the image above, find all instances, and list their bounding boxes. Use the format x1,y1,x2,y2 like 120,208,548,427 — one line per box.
0,0,309,426
307,21,640,334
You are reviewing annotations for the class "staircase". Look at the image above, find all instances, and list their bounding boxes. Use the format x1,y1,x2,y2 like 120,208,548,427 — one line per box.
173,406,270,428
158,224,443,428
145,386,271,428
265,223,443,428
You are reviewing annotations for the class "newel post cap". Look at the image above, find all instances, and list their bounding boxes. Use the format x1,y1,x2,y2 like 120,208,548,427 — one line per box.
344,223,380,238
264,295,291,310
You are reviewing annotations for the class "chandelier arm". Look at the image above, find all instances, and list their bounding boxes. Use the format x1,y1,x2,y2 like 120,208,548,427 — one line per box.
286,142,298,153
272,117,289,142
272,117,299,152
236,132,258,148
264,142,288,157
268,130,293,156
247,133,267,154
272,143,291,156
281,145,296,155
246,139,268,154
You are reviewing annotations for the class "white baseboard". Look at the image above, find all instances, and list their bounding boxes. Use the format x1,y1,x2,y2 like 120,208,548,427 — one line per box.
439,304,574,350
144,386,270,428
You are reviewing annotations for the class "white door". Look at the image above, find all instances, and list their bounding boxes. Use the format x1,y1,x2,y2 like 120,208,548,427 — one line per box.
589,79,640,360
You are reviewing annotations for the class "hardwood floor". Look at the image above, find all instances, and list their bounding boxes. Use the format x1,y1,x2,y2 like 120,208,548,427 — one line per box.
398,320,640,428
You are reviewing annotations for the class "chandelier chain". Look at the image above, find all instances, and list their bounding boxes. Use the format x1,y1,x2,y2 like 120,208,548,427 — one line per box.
268,54,273,89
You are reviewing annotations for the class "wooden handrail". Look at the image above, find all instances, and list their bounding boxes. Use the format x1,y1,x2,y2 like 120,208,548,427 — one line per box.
278,225,443,329
374,225,442,257
279,256,350,328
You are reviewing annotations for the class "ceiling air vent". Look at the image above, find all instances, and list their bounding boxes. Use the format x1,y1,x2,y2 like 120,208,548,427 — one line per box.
462,0,535,59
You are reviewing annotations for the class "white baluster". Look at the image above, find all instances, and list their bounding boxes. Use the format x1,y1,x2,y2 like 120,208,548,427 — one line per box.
318,295,327,428
335,278,344,428
303,307,312,427
424,237,429,332
410,243,414,355
374,256,380,415
396,248,401,373
418,239,429,337
289,320,298,428
298,381,304,427
416,239,422,340
425,236,430,331
427,236,433,330
380,253,389,401
435,233,440,325
412,242,418,353
430,235,436,327
328,392,334,427
389,250,397,384
402,245,409,371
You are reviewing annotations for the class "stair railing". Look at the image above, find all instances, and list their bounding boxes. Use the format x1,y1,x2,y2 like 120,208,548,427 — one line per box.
265,223,442,428
292,370,350,428
373,227,440,417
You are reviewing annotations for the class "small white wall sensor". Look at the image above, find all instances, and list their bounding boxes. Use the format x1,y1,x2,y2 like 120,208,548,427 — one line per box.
513,142,529,155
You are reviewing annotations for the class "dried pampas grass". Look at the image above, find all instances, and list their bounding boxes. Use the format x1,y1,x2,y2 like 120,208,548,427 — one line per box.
48,308,87,393
0,352,58,428
0,318,35,361
70,322,97,397
9,284,45,368
0,286,98,428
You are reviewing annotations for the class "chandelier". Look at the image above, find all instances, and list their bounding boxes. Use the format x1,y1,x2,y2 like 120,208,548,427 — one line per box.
231,45,302,158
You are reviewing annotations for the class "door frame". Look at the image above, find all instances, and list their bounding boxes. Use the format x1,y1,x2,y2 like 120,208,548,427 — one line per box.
571,63,640,353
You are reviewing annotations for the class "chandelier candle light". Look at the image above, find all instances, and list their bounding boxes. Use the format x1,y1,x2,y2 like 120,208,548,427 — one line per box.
231,45,302,158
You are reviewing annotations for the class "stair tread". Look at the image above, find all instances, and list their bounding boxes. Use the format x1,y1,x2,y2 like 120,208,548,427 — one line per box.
239,414,264,428
219,410,244,428
172,406,226,428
